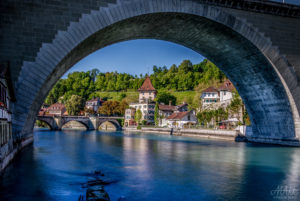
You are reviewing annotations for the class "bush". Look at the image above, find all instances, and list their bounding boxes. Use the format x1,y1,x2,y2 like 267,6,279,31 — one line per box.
142,120,147,126
137,125,142,130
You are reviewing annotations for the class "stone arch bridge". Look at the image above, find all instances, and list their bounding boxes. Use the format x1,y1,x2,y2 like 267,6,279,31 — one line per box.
1,0,300,151
36,116,122,131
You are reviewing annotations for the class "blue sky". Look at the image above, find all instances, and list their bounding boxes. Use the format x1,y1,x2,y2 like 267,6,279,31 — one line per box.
64,39,204,77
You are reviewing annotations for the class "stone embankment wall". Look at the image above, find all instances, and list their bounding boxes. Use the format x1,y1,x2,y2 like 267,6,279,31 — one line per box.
123,127,242,141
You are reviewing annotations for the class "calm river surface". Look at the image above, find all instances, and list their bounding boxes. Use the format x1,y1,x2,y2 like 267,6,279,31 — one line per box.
1,130,300,201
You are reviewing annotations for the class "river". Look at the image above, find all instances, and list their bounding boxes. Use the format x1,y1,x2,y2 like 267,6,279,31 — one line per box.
0,129,300,201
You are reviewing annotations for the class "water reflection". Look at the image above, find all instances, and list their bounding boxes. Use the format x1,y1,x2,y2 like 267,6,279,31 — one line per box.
0,130,300,201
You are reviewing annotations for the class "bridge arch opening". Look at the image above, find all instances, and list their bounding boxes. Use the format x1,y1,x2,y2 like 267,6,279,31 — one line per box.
98,121,118,131
34,120,52,130
13,2,300,145
61,120,88,130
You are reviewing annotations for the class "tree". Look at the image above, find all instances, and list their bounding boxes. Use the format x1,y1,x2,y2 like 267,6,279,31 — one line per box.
98,100,128,116
135,109,142,125
156,91,177,105
227,90,243,121
65,95,85,115
154,102,159,126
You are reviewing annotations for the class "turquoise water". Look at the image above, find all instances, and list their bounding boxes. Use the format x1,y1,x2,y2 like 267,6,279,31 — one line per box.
0,130,300,201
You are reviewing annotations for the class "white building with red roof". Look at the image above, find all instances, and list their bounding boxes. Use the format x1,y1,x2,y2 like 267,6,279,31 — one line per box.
127,77,156,124
201,80,235,109
165,111,197,129
138,76,157,103
158,102,189,127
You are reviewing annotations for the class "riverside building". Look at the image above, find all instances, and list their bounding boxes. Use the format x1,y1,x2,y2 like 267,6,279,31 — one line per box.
126,77,156,125
0,64,15,159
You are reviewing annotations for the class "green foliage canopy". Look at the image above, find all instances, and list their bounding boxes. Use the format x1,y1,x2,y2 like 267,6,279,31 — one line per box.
65,95,85,115
156,91,177,105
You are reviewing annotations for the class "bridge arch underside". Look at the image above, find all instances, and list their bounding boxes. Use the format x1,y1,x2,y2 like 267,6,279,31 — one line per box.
61,120,88,130
35,119,52,130
99,120,118,131
13,7,300,145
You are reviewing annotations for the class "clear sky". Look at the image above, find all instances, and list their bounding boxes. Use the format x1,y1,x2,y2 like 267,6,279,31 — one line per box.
64,39,204,77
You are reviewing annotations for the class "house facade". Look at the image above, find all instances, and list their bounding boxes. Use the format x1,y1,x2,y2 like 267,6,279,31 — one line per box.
158,103,188,118
124,108,136,127
86,97,102,113
158,103,189,127
201,80,235,109
165,111,197,129
127,76,157,124
47,103,67,116
201,86,219,106
0,64,15,154
129,102,155,123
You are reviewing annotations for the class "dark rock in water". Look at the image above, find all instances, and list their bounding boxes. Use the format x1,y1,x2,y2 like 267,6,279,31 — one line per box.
94,170,101,175
86,185,110,201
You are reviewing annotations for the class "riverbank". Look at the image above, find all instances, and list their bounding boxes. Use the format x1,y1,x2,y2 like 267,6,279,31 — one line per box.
123,127,247,142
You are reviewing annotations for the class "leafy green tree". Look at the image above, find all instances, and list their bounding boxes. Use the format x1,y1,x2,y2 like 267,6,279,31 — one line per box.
135,109,142,125
98,100,128,116
154,102,159,126
156,91,177,105
227,90,243,121
65,95,85,115
118,93,127,101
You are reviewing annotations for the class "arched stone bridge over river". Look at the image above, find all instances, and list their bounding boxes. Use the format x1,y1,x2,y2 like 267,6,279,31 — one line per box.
1,0,300,170
36,116,122,131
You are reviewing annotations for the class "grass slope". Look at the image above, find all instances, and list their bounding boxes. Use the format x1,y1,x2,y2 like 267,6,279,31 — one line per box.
96,90,197,105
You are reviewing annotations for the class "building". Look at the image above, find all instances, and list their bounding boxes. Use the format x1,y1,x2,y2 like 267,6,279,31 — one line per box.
219,80,234,103
124,108,136,127
165,111,197,129
127,77,156,124
201,86,219,106
201,80,235,109
0,63,15,149
47,103,66,116
138,76,157,103
86,97,102,113
129,102,155,123
158,103,188,127
38,103,49,116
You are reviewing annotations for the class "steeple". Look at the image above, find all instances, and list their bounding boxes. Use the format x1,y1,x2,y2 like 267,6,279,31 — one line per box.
138,76,156,92
138,76,156,103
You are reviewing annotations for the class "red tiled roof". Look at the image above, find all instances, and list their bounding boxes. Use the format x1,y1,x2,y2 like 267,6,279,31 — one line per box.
138,76,156,91
159,104,176,111
202,86,218,93
219,80,235,92
166,111,190,120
